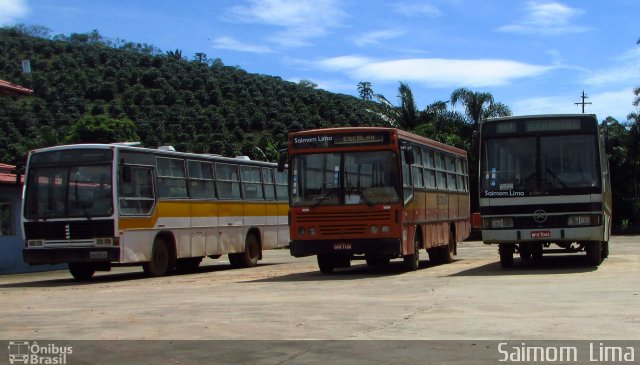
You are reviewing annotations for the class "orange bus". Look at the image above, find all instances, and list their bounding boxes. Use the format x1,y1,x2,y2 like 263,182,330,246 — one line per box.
286,127,471,273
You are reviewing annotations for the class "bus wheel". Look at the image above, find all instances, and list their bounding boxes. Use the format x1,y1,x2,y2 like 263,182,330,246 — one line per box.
586,241,602,266
143,237,173,277
69,263,95,281
229,233,260,268
175,257,202,273
403,238,420,271
317,254,335,274
498,243,514,268
441,230,456,264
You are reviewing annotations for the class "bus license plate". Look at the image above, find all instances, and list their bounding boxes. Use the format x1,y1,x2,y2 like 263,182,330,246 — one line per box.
90,251,108,259
333,243,351,250
530,231,551,239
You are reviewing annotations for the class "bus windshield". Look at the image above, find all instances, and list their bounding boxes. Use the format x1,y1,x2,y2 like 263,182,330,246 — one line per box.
291,150,400,207
482,134,600,195
25,164,113,219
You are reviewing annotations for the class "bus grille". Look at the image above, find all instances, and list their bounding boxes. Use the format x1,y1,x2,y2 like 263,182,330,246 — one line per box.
24,220,115,240
295,210,392,236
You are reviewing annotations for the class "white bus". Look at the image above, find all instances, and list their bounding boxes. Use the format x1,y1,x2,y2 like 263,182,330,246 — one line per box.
22,143,289,280
479,114,612,267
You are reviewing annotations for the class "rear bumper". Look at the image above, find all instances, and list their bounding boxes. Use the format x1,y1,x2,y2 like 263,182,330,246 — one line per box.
23,247,120,265
290,238,402,257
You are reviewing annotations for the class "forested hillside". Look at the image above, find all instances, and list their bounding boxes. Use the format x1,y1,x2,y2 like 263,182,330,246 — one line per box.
0,26,388,164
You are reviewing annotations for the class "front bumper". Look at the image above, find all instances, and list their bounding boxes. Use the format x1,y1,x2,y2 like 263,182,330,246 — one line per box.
481,226,604,244
23,247,120,265
290,238,402,257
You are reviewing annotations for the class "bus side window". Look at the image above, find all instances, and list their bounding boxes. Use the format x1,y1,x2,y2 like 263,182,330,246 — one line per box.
216,163,241,200
156,157,188,198
241,166,264,200
263,168,276,201
119,166,155,215
275,170,288,201
187,160,215,199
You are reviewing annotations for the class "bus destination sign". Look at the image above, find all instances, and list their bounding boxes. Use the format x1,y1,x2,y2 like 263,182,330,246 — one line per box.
525,119,581,132
293,132,389,148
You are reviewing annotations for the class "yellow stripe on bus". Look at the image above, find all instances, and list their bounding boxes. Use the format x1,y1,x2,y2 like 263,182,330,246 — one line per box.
118,200,288,231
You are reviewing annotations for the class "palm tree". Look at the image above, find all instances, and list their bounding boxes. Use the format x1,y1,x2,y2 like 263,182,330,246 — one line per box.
450,87,511,128
398,82,418,130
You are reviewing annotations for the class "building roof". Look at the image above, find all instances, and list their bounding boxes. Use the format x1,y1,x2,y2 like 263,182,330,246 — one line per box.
0,163,23,185
0,79,33,97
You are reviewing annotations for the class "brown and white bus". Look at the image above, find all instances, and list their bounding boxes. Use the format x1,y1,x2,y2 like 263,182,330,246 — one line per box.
286,127,470,273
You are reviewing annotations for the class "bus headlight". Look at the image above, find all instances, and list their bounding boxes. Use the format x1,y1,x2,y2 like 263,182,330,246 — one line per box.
381,225,390,233
298,227,305,236
568,215,599,226
490,217,513,229
309,227,317,236
96,238,114,246
370,225,379,234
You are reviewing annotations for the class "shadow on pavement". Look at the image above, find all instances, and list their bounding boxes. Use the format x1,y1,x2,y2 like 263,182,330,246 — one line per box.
448,254,599,277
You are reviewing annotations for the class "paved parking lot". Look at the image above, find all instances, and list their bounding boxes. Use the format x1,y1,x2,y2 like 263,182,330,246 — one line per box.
1,236,639,340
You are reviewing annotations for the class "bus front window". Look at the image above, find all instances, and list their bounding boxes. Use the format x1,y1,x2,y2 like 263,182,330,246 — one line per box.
540,135,599,189
482,134,600,194
344,151,399,205
291,151,400,207
25,165,113,219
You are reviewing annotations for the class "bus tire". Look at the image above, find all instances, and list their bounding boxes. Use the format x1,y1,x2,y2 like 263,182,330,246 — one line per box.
403,237,420,271
586,241,602,266
317,254,335,274
229,233,260,268
499,243,514,268
143,236,173,277
69,263,95,281
441,230,455,264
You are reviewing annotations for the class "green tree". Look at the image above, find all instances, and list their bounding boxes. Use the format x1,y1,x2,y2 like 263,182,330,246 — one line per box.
66,115,140,144
357,82,373,101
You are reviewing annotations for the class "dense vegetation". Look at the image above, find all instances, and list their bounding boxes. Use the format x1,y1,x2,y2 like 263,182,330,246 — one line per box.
0,26,389,164
1,25,640,230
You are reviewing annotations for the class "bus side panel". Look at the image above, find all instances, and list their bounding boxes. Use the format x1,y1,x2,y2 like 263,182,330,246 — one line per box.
449,193,460,223
157,201,191,258
262,201,279,249
190,201,219,257
218,201,244,253
456,193,471,242
120,229,156,263
244,201,267,246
